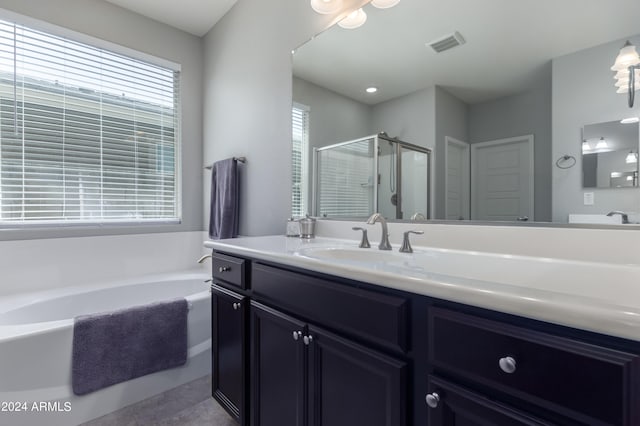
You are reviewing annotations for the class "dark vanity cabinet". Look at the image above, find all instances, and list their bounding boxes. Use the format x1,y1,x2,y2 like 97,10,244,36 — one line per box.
250,263,408,426
426,307,640,426
210,252,249,425
208,249,640,426
211,284,247,424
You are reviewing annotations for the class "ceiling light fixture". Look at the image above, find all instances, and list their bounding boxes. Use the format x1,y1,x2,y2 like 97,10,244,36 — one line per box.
621,117,640,124
338,8,367,29
371,0,401,9
366,87,378,93
595,137,608,150
611,40,640,107
310,0,343,14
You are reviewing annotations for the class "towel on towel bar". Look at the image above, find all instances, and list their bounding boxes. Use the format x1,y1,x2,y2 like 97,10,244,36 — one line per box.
209,157,239,239
72,298,188,396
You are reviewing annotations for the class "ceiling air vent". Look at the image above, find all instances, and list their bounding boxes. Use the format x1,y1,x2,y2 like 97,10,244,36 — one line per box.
427,31,466,53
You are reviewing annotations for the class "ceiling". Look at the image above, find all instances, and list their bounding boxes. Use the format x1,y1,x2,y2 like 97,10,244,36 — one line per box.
103,0,237,37
293,0,640,105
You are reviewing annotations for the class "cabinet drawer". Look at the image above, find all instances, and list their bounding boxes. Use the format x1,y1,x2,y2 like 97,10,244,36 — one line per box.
212,252,247,289
252,263,408,353
429,307,640,425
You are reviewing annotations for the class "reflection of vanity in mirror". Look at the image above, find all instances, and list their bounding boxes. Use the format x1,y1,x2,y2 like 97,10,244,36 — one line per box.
291,0,640,226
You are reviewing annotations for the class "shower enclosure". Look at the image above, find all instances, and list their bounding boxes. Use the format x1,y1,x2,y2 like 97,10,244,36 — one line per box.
312,133,431,220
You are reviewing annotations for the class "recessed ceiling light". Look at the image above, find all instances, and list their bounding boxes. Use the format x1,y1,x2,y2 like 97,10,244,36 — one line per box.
366,87,378,93
621,117,640,124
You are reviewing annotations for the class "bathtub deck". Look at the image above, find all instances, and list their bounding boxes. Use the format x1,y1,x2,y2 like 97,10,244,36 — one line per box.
80,375,235,426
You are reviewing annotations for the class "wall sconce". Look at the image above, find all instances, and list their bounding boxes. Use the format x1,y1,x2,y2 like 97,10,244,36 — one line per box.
371,0,401,8
310,0,343,14
595,137,608,150
611,40,640,107
582,139,591,152
626,150,638,164
338,8,367,29
310,0,400,30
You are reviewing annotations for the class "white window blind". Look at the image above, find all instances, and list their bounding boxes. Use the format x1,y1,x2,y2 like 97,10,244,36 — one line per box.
291,104,309,217
0,19,179,225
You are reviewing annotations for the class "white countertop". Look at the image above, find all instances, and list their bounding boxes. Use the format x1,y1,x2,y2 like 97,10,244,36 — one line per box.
205,235,640,342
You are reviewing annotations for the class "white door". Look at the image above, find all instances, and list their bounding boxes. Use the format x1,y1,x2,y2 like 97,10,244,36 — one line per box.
471,135,534,221
445,137,470,220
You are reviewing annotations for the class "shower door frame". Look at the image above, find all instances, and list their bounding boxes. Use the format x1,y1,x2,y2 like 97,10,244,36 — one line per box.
312,134,431,220
378,134,432,220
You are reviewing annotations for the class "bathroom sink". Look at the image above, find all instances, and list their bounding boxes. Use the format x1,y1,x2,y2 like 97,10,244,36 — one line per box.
297,247,408,264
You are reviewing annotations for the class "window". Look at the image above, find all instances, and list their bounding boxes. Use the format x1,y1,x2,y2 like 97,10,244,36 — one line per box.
0,18,180,225
291,103,309,217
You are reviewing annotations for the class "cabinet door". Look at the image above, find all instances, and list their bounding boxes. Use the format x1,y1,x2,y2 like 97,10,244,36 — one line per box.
426,376,553,426
250,301,307,426
211,284,247,424
307,326,407,426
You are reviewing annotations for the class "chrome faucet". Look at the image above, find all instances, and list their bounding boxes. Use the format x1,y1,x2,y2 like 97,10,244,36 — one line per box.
606,210,629,224
366,213,392,250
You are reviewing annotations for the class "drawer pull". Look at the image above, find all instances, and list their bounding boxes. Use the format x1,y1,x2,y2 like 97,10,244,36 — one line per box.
425,392,440,408
499,356,517,374
232,302,241,310
292,331,302,341
218,266,231,273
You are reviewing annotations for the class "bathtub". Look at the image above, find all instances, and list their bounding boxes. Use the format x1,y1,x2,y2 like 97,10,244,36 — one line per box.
0,271,211,426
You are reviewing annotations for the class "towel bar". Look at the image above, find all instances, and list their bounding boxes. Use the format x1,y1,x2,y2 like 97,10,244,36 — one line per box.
205,157,246,169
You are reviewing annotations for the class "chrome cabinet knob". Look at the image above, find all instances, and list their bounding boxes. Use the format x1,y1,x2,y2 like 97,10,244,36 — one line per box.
303,335,314,345
292,331,302,341
232,302,241,310
425,392,440,408
218,266,231,273
499,356,517,374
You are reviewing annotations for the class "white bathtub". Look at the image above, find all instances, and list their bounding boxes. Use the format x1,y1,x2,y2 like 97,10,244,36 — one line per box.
0,271,211,426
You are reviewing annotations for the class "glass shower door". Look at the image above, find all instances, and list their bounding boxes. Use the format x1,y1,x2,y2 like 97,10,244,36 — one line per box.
399,145,430,220
313,137,377,218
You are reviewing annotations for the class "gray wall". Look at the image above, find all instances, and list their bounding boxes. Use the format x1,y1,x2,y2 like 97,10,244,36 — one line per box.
203,0,369,236
552,35,640,222
468,64,552,222
434,86,468,220
0,0,204,240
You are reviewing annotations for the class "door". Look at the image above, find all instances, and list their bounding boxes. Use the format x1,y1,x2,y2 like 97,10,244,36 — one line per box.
250,301,307,426
211,285,247,424
445,137,470,220
427,376,552,426
471,135,534,221
307,326,407,426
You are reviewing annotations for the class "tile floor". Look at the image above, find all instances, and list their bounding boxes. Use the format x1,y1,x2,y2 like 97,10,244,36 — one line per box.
81,375,236,426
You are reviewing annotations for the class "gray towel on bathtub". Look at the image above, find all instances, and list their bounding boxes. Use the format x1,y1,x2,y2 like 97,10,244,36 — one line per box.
209,157,239,240
72,298,188,396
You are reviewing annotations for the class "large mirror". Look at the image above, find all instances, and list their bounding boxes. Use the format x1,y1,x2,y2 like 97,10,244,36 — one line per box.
582,120,639,189
291,0,640,226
